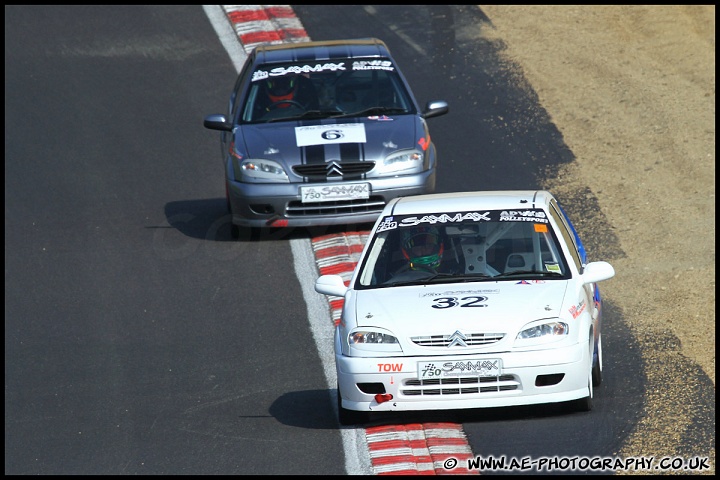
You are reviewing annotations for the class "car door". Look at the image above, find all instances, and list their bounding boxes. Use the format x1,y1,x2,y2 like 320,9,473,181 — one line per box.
220,54,254,157
550,200,598,326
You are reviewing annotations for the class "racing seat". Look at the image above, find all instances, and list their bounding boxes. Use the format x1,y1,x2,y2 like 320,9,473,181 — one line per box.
504,253,535,273
335,71,398,113
335,74,363,112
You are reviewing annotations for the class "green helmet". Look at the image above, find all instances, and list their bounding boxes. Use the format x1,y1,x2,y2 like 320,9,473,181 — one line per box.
401,226,444,269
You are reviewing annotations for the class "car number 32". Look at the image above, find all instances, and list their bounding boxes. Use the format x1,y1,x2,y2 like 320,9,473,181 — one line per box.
431,296,488,309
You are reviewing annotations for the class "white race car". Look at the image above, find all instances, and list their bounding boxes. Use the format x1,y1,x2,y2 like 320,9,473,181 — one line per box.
315,190,615,425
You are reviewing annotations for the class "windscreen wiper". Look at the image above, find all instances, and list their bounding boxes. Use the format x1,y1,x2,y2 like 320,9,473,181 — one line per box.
493,270,565,280
266,109,341,122
382,272,491,287
333,106,407,118
423,273,492,283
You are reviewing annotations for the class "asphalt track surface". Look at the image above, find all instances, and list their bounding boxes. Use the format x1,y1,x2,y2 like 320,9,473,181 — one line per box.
5,5,712,475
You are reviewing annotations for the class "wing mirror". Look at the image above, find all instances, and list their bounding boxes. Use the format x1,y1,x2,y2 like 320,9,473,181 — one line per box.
423,100,449,119
315,274,348,297
581,261,615,284
203,114,232,132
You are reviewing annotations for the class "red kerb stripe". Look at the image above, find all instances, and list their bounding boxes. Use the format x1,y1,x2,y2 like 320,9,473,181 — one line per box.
227,10,268,23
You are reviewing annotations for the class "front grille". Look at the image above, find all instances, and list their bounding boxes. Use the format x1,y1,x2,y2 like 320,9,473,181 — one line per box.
411,332,505,347
293,161,375,178
402,375,519,396
286,195,386,217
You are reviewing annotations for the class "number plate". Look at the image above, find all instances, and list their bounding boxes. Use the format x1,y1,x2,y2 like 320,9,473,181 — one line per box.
300,183,370,203
418,359,501,380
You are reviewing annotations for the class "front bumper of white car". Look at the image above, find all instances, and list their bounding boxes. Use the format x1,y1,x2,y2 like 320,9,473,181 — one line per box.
336,341,592,412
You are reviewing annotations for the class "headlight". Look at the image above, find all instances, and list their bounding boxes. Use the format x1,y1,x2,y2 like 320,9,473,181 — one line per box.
515,321,568,346
347,329,402,353
377,149,424,174
236,159,289,182
349,330,398,344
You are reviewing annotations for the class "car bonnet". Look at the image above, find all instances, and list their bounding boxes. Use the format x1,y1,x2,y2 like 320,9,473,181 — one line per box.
236,116,419,172
350,280,570,336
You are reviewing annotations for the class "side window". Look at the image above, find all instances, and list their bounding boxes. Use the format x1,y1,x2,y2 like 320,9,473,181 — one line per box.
384,71,413,110
549,201,583,272
230,56,254,120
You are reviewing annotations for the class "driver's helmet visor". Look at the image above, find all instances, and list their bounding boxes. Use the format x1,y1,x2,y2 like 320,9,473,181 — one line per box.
268,91,295,106
403,231,443,267
267,76,296,94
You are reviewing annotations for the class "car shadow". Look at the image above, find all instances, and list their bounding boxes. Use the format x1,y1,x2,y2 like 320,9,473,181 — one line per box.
353,401,589,429
163,198,375,243
268,389,340,430
269,387,595,431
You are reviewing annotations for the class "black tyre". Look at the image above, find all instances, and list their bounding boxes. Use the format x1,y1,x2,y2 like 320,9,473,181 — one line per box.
575,339,595,412
592,334,603,387
226,184,241,240
574,374,594,412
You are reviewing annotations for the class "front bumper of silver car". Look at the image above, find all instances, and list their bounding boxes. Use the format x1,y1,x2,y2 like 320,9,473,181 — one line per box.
226,168,436,228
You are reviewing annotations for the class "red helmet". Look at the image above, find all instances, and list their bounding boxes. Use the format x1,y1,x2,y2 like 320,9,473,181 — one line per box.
266,76,297,106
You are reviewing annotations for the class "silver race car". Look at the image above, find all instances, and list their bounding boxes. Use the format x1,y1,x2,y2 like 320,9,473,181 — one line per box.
204,38,448,237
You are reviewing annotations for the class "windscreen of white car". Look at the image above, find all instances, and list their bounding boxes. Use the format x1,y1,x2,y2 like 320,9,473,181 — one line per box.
357,209,571,288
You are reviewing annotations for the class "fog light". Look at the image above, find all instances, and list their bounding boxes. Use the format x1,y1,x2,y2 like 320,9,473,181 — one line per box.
374,393,393,404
